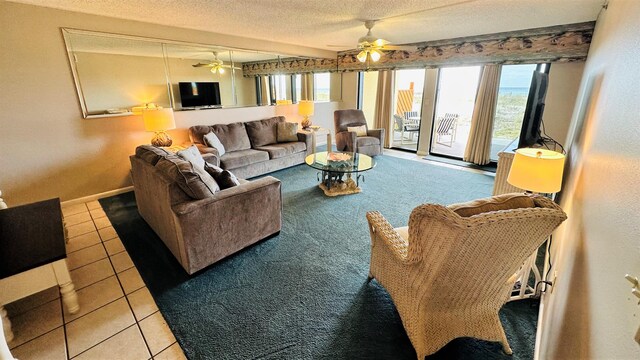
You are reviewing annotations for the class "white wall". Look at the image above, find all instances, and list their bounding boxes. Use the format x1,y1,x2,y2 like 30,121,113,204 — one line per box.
0,1,338,205
544,62,585,146
537,0,640,358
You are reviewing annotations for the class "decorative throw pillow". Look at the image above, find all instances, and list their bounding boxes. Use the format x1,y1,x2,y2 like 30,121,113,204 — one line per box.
205,164,239,190
177,145,205,169
276,122,299,143
156,154,219,199
347,125,368,137
203,132,226,156
216,170,241,189
204,163,224,177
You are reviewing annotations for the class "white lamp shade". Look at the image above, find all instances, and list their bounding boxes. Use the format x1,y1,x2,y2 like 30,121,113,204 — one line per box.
143,108,176,132
507,148,565,193
298,100,314,116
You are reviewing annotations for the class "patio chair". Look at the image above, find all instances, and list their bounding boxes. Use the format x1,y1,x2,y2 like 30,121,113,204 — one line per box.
435,113,459,147
366,193,567,358
393,114,420,145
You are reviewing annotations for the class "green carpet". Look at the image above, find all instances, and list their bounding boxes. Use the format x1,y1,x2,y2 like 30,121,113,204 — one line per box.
100,155,539,360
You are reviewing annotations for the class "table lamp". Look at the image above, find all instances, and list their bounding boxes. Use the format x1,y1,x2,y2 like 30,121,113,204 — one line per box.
298,100,314,129
143,107,176,147
507,148,565,193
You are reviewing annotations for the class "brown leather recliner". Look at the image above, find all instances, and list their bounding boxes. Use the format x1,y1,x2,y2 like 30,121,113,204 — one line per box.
333,110,384,157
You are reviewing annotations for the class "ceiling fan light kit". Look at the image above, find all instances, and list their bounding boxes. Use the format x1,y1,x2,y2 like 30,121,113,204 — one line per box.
210,66,224,74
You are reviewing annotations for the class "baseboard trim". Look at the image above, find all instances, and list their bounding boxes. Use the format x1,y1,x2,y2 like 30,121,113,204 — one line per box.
61,186,133,206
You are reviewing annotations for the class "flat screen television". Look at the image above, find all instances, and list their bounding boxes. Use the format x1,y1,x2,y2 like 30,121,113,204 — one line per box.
179,82,221,108
517,71,549,148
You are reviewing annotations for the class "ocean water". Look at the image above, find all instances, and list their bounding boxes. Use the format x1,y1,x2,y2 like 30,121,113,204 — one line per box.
499,87,529,95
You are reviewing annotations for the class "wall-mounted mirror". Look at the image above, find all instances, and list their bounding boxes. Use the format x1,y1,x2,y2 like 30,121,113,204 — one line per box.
63,30,172,116
62,28,342,118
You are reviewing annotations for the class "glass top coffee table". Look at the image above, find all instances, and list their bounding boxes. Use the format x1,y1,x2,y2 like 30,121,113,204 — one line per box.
305,151,376,196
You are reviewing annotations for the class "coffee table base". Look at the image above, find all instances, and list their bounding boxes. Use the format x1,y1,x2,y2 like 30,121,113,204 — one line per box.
319,178,361,196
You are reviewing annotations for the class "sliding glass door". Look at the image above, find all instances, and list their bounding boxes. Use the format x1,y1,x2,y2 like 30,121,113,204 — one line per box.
430,66,481,158
391,69,425,151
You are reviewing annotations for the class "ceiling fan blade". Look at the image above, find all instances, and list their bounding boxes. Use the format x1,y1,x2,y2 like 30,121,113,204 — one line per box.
327,44,352,48
192,63,212,67
383,45,417,51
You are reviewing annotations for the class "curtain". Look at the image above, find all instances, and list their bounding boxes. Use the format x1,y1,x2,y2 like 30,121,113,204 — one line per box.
373,70,394,148
260,76,270,106
300,73,314,101
463,64,502,165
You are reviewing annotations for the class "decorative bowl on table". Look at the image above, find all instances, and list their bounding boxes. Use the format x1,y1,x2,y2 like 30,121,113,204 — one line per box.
327,152,353,169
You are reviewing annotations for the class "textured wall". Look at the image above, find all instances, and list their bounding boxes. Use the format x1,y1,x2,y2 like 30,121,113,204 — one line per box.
537,0,640,358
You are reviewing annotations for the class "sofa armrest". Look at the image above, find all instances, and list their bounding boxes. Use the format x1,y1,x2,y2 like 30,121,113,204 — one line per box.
172,176,281,215
335,131,357,152
367,128,384,140
297,131,313,155
367,128,385,152
195,143,219,156
195,144,220,166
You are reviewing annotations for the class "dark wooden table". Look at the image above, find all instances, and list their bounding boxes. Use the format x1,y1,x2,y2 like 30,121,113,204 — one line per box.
0,198,79,343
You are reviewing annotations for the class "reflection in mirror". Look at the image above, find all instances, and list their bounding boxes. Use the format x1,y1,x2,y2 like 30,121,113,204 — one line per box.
63,29,171,116
164,44,235,109
63,28,341,118
230,50,288,107
271,74,293,104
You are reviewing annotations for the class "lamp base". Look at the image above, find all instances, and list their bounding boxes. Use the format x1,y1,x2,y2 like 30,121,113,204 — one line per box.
301,116,312,129
151,131,172,147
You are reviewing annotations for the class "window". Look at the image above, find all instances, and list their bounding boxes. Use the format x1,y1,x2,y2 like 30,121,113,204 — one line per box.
294,74,302,103
490,64,539,160
272,74,289,102
431,66,482,158
314,73,330,101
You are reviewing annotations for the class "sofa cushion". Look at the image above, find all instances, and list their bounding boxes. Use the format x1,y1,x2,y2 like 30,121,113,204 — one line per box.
176,145,206,169
245,116,284,147
219,149,270,169
449,193,535,217
356,136,381,147
203,132,226,156
135,145,171,165
276,122,299,143
156,154,219,199
254,142,306,160
211,122,252,152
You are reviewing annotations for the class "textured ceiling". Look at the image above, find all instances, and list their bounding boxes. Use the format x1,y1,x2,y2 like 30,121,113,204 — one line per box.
66,31,290,63
13,0,604,51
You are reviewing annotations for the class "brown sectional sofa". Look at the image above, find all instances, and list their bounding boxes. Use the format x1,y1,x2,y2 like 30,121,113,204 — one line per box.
188,116,312,179
130,146,282,274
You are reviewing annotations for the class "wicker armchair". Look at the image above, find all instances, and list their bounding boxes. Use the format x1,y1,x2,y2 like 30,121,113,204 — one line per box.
365,193,567,358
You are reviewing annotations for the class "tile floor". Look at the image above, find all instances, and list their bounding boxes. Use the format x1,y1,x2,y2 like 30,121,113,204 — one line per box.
4,200,186,360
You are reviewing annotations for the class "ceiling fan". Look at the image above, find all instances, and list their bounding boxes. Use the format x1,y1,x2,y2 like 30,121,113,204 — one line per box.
332,20,416,63
192,52,239,74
